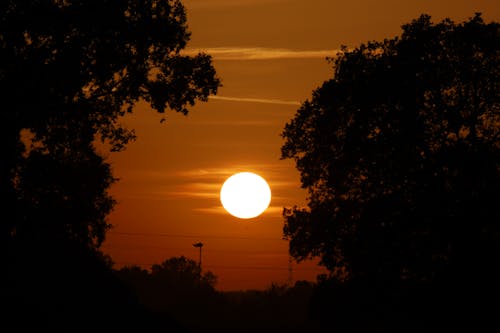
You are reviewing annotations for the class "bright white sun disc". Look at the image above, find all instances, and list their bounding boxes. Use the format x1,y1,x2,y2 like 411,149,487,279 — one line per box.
220,172,271,219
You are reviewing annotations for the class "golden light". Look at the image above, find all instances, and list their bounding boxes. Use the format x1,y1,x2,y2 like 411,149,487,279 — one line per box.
220,172,271,219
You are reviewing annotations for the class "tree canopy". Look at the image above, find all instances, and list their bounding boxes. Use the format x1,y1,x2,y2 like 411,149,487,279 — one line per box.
1,2,219,327
0,0,220,249
116,256,217,314
281,13,500,286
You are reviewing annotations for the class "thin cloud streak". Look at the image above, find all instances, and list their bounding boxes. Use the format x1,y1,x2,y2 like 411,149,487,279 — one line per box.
142,166,301,203
194,205,283,215
184,0,288,9
184,47,339,60
175,166,300,189
192,119,275,126
209,95,300,106
176,165,280,178
164,191,220,199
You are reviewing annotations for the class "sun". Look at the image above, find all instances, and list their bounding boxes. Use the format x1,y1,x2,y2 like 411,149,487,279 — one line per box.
220,172,271,219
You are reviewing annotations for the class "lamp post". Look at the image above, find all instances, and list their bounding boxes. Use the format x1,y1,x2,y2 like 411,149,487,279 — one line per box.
193,242,203,268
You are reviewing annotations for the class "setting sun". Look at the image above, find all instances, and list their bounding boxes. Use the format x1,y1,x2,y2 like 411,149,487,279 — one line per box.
220,172,271,219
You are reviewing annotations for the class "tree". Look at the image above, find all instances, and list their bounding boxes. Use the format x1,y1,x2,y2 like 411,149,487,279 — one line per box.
0,0,219,249
0,1,219,329
150,256,218,300
116,257,218,312
281,13,499,330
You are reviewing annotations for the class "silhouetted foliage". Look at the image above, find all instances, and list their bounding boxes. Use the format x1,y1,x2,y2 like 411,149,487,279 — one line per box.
151,256,217,290
1,0,219,249
116,263,319,333
1,1,218,330
218,281,319,333
117,257,217,312
282,13,499,331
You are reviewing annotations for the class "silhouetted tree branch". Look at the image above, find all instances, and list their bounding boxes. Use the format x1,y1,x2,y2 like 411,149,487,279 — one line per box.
0,0,220,249
282,13,499,331
0,1,219,329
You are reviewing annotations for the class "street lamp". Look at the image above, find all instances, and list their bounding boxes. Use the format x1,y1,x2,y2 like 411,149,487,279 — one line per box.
193,242,203,268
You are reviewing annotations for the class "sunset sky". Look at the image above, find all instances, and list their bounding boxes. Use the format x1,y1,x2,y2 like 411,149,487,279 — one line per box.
101,0,500,291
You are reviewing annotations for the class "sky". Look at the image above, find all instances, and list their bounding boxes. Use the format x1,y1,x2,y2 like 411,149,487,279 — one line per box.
101,0,500,291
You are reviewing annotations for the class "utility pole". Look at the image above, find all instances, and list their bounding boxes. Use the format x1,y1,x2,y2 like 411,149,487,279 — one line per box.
193,242,203,268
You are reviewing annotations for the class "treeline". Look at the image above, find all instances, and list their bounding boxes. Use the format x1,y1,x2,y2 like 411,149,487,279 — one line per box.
114,256,320,333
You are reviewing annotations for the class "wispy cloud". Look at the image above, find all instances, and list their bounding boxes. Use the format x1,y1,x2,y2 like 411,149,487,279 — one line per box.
172,166,299,201
175,165,294,181
184,0,289,9
209,95,300,106
191,119,276,126
120,165,302,209
176,167,240,179
194,205,283,216
184,47,339,61
165,182,222,199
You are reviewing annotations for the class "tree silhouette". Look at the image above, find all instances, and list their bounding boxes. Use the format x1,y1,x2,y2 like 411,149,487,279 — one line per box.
1,1,219,329
151,256,217,291
1,0,219,248
16,149,115,247
281,13,499,331
116,257,218,319
116,264,319,333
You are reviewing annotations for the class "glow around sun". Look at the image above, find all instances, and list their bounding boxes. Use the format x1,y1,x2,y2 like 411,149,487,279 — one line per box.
220,172,271,219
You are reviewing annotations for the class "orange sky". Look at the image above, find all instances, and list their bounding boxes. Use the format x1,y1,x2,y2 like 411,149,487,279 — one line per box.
101,0,500,291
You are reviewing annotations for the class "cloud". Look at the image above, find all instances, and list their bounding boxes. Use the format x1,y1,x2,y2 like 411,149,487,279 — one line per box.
209,95,300,106
184,47,339,60
194,205,283,216
189,118,277,127
184,0,290,9
175,164,295,181
168,165,298,201
176,167,240,179
121,165,301,206
159,182,221,199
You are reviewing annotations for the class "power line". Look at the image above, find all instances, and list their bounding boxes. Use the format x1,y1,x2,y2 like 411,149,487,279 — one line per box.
103,233,291,256
112,261,322,272
105,231,326,274
101,244,290,256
